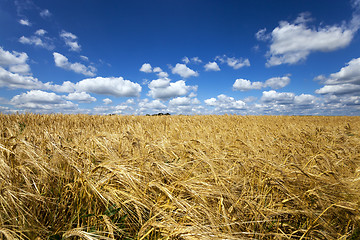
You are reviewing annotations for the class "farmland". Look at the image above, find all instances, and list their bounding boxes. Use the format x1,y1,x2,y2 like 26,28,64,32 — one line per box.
0,114,360,239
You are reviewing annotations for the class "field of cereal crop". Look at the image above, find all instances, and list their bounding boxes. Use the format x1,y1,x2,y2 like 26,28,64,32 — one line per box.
1,114,360,239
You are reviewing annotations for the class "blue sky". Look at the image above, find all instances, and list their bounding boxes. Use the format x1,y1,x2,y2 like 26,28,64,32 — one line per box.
0,0,360,115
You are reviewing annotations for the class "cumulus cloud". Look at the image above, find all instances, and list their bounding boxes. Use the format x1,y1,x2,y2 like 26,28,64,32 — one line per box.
44,81,76,93
103,98,112,105
35,29,47,36
8,64,30,74
139,99,166,110
44,76,142,98
65,92,96,103
148,78,197,100
294,94,317,106
171,63,199,78
0,47,30,73
19,36,54,50
205,94,246,110
76,76,142,97
140,63,152,73
261,90,295,104
167,96,202,115
11,90,61,104
261,12,359,66
153,67,162,72
10,90,77,111
233,78,263,91
0,47,30,69
316,84,360,95
0,67,43,89
316,57,360,95
169,96,200,106
254,90,319,115
233,76,290,91
340,96,360,105
140,64,169,78
204,62,220,71
19,19,31,26
216,55,250,69
157,71,169,78
53,52,96,76
60,30,81,52
264,76,291,89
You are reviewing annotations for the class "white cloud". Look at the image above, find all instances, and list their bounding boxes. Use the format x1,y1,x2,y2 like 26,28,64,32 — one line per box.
153,67,162,72
157,71,169,78
35,29,47,36
233,76,290,91
9,64,30,74
255,28,270,41
264,75,291,89
0,47,31,75
140,63,152,73
204,98,217,106
76,76,142,97
340,96,360,105
0,106,9,112
19,36,54,50
11,90,62,104
60,30,81,52
315,57,360,95
215,55,250,69
40,9,51,18
169,96,200,106
65,92,96,103
233,78,263,91
316,84,360,95
148,78,196,100
294,94,317,106
53,52,96,76
80,55,89,61
148,78,171,88
171,63,199,78
139,99,166,110
140,65,168,78
44,81,76,93
182,57,190,64
191,57,202,64
45,76,142,97
182,56,202,64
0,47,29,69
10,90,77,111
103,98,112,105
227,57,250,69
204,62,220,71
205,94,246,110
321,57,360,85
19,19,31,26
0,66,43,89
261,90,295,104
263,13,358,66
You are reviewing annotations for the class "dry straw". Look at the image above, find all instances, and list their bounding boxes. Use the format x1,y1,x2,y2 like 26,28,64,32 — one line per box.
0,114,359,239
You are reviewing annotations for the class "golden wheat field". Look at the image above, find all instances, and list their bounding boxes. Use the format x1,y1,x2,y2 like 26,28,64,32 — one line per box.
0,114,360,240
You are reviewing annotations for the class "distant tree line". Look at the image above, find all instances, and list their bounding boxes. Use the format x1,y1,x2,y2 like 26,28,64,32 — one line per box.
107,113,171,116
146,113,171,116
